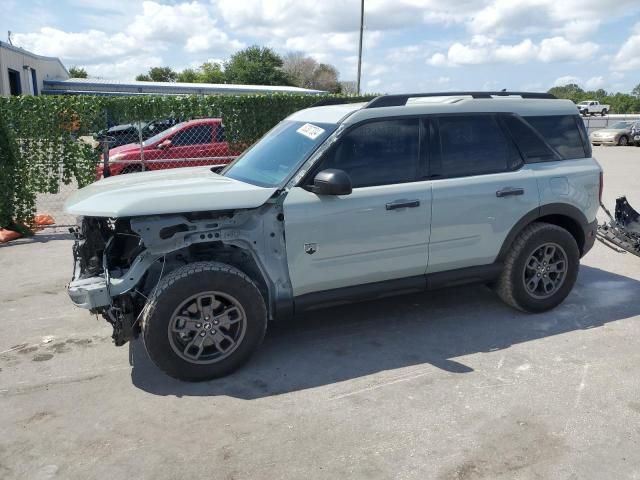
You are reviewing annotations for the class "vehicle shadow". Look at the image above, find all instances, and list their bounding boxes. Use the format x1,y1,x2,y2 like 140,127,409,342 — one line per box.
0,231,73,248
130,265,640,398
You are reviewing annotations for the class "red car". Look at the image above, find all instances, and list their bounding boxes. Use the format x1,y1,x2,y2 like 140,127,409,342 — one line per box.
98,118,237,176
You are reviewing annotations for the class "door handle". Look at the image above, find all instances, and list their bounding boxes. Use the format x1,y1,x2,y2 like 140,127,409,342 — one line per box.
496,187,524,198
386,199,420,210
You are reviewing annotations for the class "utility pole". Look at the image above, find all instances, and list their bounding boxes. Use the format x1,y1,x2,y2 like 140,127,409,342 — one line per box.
356,0,364,95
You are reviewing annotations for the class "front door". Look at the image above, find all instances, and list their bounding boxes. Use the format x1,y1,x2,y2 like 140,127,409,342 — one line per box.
283,118,432,297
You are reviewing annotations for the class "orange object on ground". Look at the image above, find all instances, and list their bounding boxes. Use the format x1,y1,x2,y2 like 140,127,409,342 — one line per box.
33,214,55,226
0,229,22,243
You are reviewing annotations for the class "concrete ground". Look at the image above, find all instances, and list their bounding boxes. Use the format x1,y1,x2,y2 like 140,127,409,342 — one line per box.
1,145,639,480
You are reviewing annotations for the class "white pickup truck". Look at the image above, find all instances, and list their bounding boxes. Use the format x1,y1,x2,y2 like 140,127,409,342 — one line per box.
577,100,609,116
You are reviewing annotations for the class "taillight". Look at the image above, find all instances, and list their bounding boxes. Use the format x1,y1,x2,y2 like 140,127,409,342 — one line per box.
599,171,604,204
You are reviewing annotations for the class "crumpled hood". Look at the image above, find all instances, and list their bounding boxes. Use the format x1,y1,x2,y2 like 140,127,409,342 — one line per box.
64,166,277,217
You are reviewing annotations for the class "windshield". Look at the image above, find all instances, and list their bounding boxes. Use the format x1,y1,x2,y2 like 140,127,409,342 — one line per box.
142,122,186,147
610,122,631,129
222,120,336,187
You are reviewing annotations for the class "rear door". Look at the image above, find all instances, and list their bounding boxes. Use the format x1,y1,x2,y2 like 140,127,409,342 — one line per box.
427,114,540,273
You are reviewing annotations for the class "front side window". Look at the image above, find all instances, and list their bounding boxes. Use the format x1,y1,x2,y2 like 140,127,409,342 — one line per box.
318,118,419,188
524,115,586,159
436,115,520,178
172,125,213,146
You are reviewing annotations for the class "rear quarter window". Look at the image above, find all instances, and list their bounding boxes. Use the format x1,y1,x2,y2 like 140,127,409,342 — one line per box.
523,115,587,159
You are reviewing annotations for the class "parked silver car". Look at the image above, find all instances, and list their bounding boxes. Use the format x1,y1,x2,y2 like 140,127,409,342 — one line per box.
590,121,635,146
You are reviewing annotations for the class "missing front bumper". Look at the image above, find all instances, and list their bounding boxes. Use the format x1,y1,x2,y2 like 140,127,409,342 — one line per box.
67,276,112,310
597,197,640,257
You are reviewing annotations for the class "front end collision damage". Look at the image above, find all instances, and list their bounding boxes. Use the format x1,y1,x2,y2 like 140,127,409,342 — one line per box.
597,196,640,257
68,202,292,346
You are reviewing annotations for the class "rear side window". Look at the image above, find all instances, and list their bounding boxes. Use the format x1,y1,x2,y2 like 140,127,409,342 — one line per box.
320,118,419,188
436,115,520,178
502,115,558,163
523,115,586,159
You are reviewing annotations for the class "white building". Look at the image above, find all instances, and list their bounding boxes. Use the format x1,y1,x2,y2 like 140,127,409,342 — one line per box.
0,41,69,96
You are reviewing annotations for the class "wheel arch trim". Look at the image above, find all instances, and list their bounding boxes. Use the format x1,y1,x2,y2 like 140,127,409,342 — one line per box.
497,203,589,261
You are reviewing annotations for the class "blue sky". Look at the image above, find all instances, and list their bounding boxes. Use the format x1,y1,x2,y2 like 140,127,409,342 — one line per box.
3,0,640,93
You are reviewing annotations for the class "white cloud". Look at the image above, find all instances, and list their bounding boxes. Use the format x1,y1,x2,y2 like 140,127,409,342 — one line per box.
427,52,449,67
386,45,423,63
12,1,244,73
611,25,640,71
367,78,382,88
553,75,581,87
13,27,140,62
428,36,598,66
538,36,598,62
82,55,164,80
585,76,606,90
470,0,639,38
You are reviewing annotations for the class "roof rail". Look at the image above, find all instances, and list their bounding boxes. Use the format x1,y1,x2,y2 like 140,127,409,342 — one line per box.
364,91,557,108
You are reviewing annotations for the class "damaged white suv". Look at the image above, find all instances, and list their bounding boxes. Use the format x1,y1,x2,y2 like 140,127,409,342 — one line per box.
66,92,601,381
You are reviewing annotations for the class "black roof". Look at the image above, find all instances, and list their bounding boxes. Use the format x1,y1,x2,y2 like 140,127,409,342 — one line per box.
365,91,557,109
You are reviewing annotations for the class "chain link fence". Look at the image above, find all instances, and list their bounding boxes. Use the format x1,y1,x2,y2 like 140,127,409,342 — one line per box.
4,96,639,230
36,114,247,226
1,94,373,230
581,113,640,134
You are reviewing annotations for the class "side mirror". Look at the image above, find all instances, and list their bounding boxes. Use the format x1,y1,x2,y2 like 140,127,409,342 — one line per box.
158,139,172,149
310,169,352,196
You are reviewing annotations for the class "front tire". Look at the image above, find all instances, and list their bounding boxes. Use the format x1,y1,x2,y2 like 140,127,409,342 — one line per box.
618,135,629,146
496,223,579,313
141,262,267,381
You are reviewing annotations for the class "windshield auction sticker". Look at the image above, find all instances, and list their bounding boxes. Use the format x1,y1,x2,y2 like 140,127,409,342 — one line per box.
296,123,325,140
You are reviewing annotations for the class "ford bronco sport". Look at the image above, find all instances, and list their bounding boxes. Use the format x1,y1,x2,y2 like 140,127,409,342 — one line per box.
65,91,601,381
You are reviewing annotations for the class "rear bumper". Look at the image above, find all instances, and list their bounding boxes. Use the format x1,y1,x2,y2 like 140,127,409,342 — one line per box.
582,219,598,257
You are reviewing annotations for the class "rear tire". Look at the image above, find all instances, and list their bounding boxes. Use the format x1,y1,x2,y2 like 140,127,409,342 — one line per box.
496,222,579,313
601,109,607,116
618,135,629,146
141,262,267,381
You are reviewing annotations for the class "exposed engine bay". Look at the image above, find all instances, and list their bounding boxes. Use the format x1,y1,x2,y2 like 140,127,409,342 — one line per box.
597,196,640,258
68,206,289,347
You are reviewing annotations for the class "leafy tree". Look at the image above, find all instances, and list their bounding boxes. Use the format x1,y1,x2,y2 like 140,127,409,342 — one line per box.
632,83,640,98
282,52,341,92
198,62,226,83
340,81,357,95
224,46,292,86
176,63,226,84
548,82,640,113
68,66,88,78
136,67,178,82
312,64,341,93
282,52,318,87
547,83,584,101
176,68,199,83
